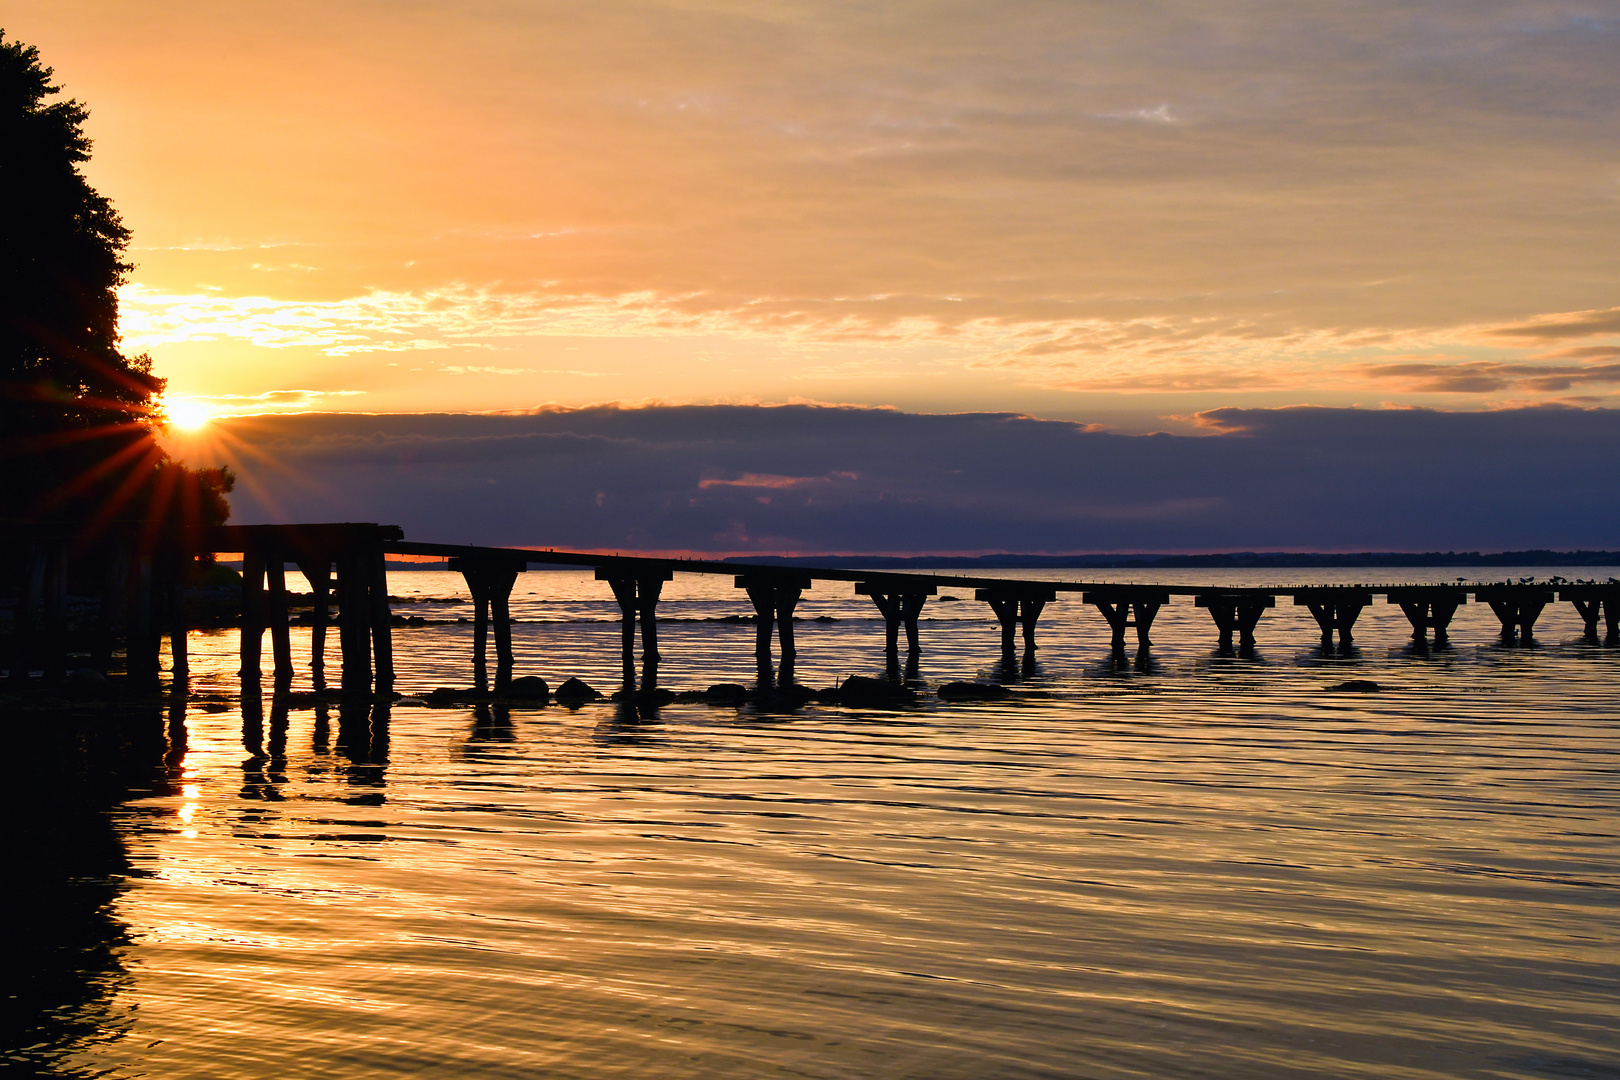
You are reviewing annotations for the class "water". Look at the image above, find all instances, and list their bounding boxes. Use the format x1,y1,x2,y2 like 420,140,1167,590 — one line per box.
5,567,1619,1079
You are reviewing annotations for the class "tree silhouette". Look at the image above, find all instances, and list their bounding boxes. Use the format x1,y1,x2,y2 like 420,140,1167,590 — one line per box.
0,30,231,534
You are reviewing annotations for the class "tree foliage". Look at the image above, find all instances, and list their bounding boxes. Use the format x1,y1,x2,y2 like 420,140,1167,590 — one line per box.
0,30,231,534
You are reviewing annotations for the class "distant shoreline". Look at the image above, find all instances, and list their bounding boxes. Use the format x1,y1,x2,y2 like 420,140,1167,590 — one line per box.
200,551,1620,573
720,550,1620,570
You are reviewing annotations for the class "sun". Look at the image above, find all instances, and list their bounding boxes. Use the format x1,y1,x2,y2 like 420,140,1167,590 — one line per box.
164,398,214,431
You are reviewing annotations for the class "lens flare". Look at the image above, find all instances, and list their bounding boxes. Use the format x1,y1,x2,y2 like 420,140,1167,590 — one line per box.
165,398,214,431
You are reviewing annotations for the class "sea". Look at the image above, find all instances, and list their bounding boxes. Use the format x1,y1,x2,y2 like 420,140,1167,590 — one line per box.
4,566,1618,1079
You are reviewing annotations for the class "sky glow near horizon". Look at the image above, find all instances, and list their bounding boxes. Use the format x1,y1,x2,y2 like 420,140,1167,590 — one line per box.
9,0,1619,433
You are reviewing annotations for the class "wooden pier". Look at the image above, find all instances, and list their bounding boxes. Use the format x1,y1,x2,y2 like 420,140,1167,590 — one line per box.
4,521,1619,695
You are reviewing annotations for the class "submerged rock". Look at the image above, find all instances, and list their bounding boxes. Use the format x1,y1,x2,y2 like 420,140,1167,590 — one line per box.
554,677,602,704
937,681,1011,701
819,675,917,708
424,686,486,706
504,676,550,701
701,683,752,703
610,686,675,707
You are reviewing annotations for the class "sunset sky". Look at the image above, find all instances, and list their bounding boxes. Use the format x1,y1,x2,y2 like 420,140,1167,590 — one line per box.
15,1,1618,425
11,2,1620,550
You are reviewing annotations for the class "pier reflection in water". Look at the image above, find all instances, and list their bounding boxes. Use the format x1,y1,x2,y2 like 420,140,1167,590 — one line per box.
7,566,1620,1079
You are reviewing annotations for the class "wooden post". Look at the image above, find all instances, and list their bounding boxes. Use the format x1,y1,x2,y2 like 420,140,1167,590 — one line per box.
368,546,395,692
167,554,189,682
1295,590,1370,650
240,547,266,679
337,554,372,694
487,564,519,695
607,578,638,686
459,563,490,693
858,582,935,657
298,560,332,691
1021,598,1049,652
1571,597,1601,642
635,576,662,691
901,594,927,654
744,583,776,660
636,577,663,660
736,574,807,687
868,593,902,655
266,556,292,685
774,586,801,660
982,595,1019,655
1430,599,1459,646
1478,587,1553,646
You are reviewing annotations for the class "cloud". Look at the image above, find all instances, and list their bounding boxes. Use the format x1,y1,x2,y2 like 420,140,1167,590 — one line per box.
1484,308,1620,344
21,0,1609,411
169,403,1620,553
1357,359,1620,394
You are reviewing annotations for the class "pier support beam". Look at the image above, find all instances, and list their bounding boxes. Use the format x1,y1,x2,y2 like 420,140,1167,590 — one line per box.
856,582,937,661
1294,589,1372,650
297,560,333,690
266,556,292,687
368,547,396,693
1386,588,1466,649
164,552,190,682
737,573,811,688
1475,585,1554,645
1561,586,1620,645
240,547,266,681
336,553,374,694
598,569,671,691
975,587,1057,660
455,556,527,694
1084,588,1169,651
1195,592,1274,655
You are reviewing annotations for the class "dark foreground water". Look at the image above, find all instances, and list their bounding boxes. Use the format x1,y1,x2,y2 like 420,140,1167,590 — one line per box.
4,568,1618,1079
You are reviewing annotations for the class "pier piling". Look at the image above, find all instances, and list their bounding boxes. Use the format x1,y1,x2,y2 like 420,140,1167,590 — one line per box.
1476,585,1554,645
598,568,670,691
266,557,292,686
1196,592,1274,654
1386,588,1466,649
737,573,811,687
297,560,332,690
1084,587,1168,651
857,581,937,659
1560,586,1620,645
976,586,1057,659
1294,589,1371,649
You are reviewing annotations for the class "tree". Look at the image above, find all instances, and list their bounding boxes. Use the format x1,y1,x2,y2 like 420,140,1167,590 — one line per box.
0,30,230,535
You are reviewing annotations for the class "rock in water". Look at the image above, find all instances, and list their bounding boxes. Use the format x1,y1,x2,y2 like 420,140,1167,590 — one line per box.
824,675,917,707
504,676,550,701
937,681,1011,701
554,677,601,704
1326,679,1381,693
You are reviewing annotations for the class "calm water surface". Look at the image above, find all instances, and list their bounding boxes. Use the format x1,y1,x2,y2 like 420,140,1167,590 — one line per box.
8,568,1620,1078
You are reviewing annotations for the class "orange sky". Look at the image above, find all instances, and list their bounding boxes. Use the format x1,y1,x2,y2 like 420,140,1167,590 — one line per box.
10,1,1620,431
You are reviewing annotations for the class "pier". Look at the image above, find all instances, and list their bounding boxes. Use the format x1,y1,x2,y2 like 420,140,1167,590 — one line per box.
4,521,1619,696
